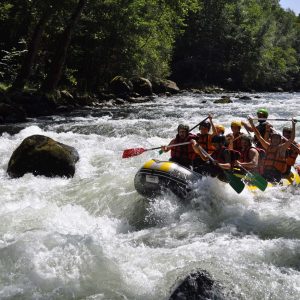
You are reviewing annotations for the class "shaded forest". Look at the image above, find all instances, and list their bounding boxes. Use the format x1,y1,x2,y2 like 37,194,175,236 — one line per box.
1,0,300,93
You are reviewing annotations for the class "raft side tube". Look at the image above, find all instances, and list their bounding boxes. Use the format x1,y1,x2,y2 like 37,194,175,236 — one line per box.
134,159,201,199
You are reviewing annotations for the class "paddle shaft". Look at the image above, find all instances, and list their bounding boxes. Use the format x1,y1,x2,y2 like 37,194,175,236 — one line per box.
189,116,210,132
252,117,299,122
160,141,191,151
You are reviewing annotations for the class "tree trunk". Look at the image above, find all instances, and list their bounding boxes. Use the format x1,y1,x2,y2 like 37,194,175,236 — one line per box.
41,0,87,93
11,10,52,91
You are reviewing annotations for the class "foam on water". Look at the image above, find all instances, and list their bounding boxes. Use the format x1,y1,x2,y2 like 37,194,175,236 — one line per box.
0,92,300,299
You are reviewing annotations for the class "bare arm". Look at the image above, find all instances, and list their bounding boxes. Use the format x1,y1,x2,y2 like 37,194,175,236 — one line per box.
241,121,254,132
248,116,270,150
161,138,175,152
280,120,296,151
236,148,259,170
208,114,217,136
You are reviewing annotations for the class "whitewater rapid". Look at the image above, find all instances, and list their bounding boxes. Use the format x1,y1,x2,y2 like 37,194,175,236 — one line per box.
0,92,300,299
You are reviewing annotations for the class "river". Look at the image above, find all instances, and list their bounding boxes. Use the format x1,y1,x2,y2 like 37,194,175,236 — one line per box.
0,92,300,299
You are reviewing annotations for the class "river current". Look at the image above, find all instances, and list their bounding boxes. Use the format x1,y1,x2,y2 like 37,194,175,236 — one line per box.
0,92,300,299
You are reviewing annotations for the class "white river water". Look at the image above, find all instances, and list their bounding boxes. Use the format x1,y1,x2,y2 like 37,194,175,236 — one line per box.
0,92,300,299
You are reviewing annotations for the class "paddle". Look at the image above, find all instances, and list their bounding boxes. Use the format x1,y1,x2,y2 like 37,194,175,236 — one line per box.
237,165,268,191
122,142,191,158
252,117,300,122
189,116,210,132
197,145,245,194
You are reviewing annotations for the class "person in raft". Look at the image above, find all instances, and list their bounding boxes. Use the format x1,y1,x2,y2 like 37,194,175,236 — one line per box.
226,121,243,152
191,134,240,181
282,126,300,175
192,116,217,169
161,124,196,169
248,116,296,182
233,134,261,173
215,124,225,135
242,108,271,148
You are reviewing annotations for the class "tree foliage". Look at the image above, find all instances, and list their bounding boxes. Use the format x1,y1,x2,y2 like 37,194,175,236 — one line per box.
0,0,300,92
172,0,300,90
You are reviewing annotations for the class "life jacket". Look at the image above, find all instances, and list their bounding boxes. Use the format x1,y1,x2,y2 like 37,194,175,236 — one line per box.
212,147,241,165
240,146,265,173
170,133,196,161
263,145,287,174
232,132,243,152
240,146,265,163
196,133,215,154
286,144,300,167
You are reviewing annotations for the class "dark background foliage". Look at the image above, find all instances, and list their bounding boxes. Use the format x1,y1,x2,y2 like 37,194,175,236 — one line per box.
0,0,299,93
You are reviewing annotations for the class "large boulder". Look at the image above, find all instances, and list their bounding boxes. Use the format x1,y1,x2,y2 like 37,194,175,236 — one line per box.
152,79,180,94
109,76,133,95
130,77,152,96
7,135,79,178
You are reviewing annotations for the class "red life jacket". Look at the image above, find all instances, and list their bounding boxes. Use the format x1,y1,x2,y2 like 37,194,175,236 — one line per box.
232,132,243,152
240,146,265,163
240,146,265,173
212,147,241,164
196,133,215,154
170,133,196,161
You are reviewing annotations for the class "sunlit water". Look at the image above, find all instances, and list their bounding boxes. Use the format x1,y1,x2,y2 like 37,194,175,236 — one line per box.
0,92,300,299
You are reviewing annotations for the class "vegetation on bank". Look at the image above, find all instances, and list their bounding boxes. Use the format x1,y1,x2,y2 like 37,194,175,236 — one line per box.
0,0,300,94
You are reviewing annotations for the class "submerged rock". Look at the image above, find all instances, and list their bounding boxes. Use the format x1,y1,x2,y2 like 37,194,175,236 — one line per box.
7,135,79,178
169,270,225,300
214,96,232,104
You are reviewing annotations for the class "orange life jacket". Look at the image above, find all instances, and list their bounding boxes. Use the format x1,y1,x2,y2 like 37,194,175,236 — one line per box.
196,133,215,154
263,146,287,174
286,144,300,167
170,133,196,161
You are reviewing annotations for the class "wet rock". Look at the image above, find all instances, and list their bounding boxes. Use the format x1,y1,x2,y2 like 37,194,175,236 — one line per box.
115,98,126,105
169,270,224,300
109,76,133,95
214,96,232,104
152,79,180,94
239,95,252,100
131,77,152,96
7,135,79,178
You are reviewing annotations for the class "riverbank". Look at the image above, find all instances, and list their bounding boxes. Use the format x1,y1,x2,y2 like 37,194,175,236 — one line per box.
0,75,296,125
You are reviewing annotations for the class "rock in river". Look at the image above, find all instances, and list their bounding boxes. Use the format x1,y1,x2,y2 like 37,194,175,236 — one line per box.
7,135,79,178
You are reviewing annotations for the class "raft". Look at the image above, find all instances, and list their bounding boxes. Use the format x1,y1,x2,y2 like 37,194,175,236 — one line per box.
134,159,300,198
134,159,201,199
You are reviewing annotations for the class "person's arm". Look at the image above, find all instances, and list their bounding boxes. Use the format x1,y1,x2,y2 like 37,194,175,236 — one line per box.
208,114,217,136
161,138,175,152
241,121,254,132
191,139,209,161
217,150,232,170
248,116,269,150
263,122,272,141
280,119,296,151
235,148,259,170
